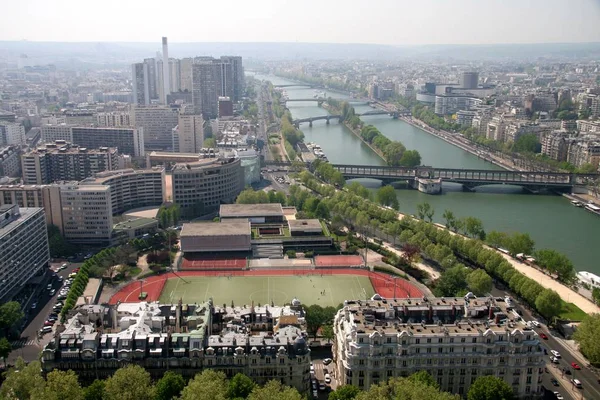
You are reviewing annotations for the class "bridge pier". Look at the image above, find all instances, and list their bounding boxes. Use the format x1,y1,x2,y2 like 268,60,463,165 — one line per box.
309,120,313,128
326,116,330,125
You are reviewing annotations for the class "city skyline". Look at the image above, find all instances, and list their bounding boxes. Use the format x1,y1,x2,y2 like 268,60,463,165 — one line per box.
1,0,600,45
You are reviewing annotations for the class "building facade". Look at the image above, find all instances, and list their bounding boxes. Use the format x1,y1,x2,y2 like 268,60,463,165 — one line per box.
71,127,145,157
96,112,131,127
0,145,22,177
0,122,26,146
59,185,113,244
172,157,244,217
333,297,544,398
131,106,179,151
173,113,204,153
21,142,120,184
192,61,221,119
132,63,150,106
0,205,50,302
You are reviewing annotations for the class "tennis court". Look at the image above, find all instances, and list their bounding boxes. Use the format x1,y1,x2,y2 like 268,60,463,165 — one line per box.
158,274,375,307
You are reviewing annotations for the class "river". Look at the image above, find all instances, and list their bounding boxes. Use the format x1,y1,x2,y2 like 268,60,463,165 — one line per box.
254,73,600,275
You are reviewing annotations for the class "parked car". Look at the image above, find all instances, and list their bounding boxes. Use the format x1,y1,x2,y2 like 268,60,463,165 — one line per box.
31,302,37,309
44,320,55,327
324,374,331,384
323,358,332,365
46,284,53,291
571,362,581,370
571,379,582,388
550,350,561,358
553,392,564,400
40,326,52,334
319,383,326,391
530,320,540,328
49,289,56,296
550,356,559,364
73,268,80,273
550,378,559,387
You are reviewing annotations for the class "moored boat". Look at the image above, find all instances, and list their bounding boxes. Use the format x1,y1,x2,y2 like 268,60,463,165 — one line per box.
571,200,582,207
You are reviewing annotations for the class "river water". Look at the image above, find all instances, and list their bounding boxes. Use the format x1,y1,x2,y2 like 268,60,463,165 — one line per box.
254,74,600,275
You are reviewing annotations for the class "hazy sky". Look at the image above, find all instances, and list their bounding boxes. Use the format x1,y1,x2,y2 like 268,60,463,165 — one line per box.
2,0,600,44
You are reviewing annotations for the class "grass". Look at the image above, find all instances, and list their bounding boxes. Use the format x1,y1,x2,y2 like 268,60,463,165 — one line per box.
559,300,587,321
320,221,331,237
128,267,142,276
158,275,375,307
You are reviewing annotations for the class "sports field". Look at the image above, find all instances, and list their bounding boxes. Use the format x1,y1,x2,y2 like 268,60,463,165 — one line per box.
158,275,375,307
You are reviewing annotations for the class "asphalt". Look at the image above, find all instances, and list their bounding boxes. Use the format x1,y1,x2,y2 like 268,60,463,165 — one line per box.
6,261,83,364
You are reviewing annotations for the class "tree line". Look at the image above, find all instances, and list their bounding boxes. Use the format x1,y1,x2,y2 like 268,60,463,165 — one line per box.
0,358,515,400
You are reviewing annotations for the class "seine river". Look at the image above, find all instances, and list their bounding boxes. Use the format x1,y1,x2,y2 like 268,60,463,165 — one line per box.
254,74,600,275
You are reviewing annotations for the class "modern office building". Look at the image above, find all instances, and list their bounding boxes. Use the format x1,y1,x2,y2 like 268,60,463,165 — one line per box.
333,297,544,397
144,58,159,101
0,145,22,177
80,168,165,214
460,72,479,89
41,301,311,392
132,63,150,106
173,112,204,153
41,124,73,143
131,106,179,151
21,142,120,184
0,205,50,302
169,58,181,93
59,185,113,244
192,61,221,119
179,58,194,92
218,97,234,118
171,157,244,217
0,122,26,146
71,126,145,157
220,56,244,102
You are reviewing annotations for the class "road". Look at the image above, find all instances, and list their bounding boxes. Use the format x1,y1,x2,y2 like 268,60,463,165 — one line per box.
7,261,83,364
491,286,598,400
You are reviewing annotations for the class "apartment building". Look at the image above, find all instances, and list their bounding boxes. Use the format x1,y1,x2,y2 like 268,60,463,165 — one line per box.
434,95,482,115
0,146,22,177
79,168,165,214
64,111,95,126
71,126,145,157
173,112,204,153
0,122,26,146
21,142,119,184
541,131,570,162
333,297,544,398
131,106,179,151
41,300,310,392
96,112,131,127
192,61,221,119
41,124,73,142
577,120,600,134
0,205,50,302
172,157,244,217
567,140,600,169
59,185,113,244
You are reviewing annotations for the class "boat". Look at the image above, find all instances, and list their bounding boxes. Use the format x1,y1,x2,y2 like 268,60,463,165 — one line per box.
577,271,600,288
571,200,583,207
584,203,600,215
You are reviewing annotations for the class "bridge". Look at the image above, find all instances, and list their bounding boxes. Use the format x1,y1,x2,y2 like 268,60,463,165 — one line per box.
292,110,404,127
263,161,600,192
281,98,371,107
273,84,315,88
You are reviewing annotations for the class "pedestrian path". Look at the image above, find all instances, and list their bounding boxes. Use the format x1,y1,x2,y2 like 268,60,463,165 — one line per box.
11,338,36,347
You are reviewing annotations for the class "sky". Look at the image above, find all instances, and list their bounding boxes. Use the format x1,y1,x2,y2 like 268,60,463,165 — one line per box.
1,0,600,45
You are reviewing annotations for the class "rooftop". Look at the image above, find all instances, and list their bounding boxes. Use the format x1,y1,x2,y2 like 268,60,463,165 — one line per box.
28,142,117,155
81,167,164,185
288,219,323,232
220,203,284,218
181,220,251,237
0,207,44,238
113,217,158,231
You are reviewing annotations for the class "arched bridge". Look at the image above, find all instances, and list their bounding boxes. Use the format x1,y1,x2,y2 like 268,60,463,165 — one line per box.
263,161,600,191
274,84,315,88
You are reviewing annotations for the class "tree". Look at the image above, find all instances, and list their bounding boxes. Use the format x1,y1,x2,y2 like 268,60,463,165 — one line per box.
47,224,76,258
328,385,360,400
464,217,485,240
203,137,216,148
399,149,422,167
305,304,326,339
573,314,600,365
416,202,434,222
382,141,406,166
485,231,509,249
434,266,469,296
248,380,303,400
346,182,371,200
534,249,575,282
376,185,399,210
227,373,256,400
506,233,535,256
83,380,105,400
154,371,185,400
442,209,456,230
103,365,154,400
204,123,213,139
466,269,493,296
467,376,514,400
32,370,84,400
408,371,439,389
355,377,459,400
0,301,24,337
180,370,228,400
0,337,12,367
535,289,562,322
592,287,600,305
0,358,46,400
321,324,334,343
513,134,541,153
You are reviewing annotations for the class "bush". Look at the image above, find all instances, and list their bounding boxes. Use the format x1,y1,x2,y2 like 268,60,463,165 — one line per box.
286,250,297,258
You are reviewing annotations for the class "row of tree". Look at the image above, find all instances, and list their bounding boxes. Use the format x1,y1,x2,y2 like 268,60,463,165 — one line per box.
157,204,181,230
0,358,516,400
359,125,421,167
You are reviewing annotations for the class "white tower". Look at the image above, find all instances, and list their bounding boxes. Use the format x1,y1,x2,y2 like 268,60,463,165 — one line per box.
162,37,170,104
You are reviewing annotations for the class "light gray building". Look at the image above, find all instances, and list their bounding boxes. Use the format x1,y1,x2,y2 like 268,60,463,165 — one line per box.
192,60,221,119
132,63,150,106
131,106,179,151
0,145,22,177
0,205,50,302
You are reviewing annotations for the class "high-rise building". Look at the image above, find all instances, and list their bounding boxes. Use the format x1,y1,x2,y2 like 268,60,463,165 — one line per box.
221,56,244,102
0,122,26,146
173,112,204,153
59,185,113,244
170,58,181,93
132,63,150,106
21,142,120,184
179,58,193,92
0,204,50,302
131,106,179,151
216,59,234,100
192,61,221,119
144,58,159,101
333,297,544,397
218,97,234,118
162,37,170,104
460,72,479,89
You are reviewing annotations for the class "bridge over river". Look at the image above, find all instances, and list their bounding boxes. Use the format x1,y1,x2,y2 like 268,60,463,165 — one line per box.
264,161,600,192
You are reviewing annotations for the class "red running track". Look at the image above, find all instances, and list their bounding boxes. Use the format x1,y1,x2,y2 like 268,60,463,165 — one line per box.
108,268,423,305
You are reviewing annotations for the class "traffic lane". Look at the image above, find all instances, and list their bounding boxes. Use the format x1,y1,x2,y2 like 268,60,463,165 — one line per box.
541,368,574,400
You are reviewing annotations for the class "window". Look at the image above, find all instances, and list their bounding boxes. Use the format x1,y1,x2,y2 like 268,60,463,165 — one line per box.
387,370,393,377
472,338,477,343
438,338,443,343
427,338,431,343
387,337,392,343
416,339,420,344
416,348,420,354
266,358,270,364
359,338,363,343
359,379,364,387
461,338,466,343
359,360,364,365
